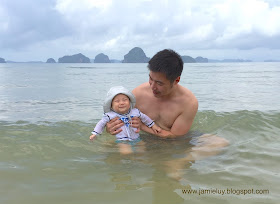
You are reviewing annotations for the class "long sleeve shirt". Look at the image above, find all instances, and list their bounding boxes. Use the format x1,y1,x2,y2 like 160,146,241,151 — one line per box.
92,108,154,141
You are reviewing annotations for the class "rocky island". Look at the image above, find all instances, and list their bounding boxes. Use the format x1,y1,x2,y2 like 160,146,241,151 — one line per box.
181,55,196,63
0,57,6,63
123,47,150,63
46,58,56,63
195,56,208,63
58,53,90,63
94,53,110,63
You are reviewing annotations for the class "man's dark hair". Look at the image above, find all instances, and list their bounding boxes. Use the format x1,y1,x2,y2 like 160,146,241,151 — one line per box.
148,49,183,83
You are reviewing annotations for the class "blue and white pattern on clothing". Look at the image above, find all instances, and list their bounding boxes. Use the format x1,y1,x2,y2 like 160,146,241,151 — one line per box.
92,108,154,141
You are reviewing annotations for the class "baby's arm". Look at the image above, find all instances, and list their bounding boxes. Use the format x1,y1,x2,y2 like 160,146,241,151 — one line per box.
136,109,161,134
90,115,110,140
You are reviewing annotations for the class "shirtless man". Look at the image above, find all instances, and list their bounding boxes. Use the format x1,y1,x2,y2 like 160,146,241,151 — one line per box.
133,49,197,137
107,49,228,149
107,49,197,138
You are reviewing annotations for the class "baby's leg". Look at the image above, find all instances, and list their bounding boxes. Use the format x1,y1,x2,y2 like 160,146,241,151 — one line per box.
136,140,146,153
117,143,133,155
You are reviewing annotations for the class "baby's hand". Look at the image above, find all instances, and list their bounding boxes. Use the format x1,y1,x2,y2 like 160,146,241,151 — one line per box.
152,124,161,134
89,134,96,141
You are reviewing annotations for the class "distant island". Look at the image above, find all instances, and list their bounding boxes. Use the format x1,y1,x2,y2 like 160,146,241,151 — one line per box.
0,57,6,63
123,47,150,63
94,53,110,63
181,55,196,63
46,58,56,63
195,56,208,63
1,48,279,63
58,53,90,63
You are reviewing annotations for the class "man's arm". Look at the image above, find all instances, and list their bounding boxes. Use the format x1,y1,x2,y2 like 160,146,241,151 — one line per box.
139,122,175,138
142,99,198,138
166,109,196,137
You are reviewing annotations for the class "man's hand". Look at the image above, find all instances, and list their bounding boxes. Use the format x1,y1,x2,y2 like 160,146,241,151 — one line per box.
151,124,161,134
139,122,175,138
131,117,141,133
156,129,176,138
106,117,123,135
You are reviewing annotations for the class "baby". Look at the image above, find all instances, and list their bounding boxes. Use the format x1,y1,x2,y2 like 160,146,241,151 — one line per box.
90,86,161,154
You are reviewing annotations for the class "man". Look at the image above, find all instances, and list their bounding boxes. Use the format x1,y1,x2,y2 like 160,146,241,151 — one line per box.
133,49,198,137
107,49,198,138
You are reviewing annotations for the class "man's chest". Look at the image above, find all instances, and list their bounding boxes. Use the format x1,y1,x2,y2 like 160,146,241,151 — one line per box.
139,100,181,129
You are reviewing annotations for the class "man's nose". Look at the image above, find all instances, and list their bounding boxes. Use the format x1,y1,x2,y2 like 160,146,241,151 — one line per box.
150,81,156,90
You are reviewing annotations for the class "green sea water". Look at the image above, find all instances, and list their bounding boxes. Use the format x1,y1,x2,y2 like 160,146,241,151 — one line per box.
0,63,279,203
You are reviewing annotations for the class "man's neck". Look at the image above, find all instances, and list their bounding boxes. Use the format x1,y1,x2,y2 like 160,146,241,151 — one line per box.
157,85,179,101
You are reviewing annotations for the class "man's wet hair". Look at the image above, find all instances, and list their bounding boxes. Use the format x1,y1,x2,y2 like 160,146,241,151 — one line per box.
148,49,183,83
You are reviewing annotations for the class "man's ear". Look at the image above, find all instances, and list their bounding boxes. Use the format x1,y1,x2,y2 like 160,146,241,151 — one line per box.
174,76,180,84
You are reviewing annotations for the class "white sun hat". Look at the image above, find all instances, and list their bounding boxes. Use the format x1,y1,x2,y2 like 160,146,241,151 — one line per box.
103,86,136,113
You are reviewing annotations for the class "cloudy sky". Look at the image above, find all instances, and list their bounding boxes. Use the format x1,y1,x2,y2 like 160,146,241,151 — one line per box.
0,0,280,61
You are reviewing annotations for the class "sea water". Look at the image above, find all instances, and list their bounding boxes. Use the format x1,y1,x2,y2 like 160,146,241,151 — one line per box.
0,63,279,203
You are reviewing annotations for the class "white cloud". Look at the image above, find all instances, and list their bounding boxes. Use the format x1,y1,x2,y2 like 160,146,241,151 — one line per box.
0,5,9,32
212,0,280,46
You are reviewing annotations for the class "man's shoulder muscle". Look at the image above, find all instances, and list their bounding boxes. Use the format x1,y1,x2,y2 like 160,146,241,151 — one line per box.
169,86,198,135
132,83,151,110
132,83,151,103
181,86,198,117
178,85,198,107
133,82,149,94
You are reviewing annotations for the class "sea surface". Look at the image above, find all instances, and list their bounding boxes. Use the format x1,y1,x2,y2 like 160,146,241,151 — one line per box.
0,62,279,204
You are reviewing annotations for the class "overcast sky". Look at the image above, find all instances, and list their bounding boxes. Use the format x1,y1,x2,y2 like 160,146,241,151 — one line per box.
1,0,280,61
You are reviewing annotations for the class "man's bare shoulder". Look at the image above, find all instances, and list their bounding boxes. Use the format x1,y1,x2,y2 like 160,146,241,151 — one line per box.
132,82,150,97
132,82,152,110
178,85,198,114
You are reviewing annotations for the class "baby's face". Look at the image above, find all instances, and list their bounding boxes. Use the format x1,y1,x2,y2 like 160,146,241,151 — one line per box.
111,94,130,114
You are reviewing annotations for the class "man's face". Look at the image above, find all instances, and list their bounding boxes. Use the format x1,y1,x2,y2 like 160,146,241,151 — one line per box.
149,71,174,98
